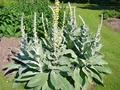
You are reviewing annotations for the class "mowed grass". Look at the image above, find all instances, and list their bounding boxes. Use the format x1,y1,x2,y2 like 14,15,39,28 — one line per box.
0,73,24,90
0,0,17,6
0,5,120,90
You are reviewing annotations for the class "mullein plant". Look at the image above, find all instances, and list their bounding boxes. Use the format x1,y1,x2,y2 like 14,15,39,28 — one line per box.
64,3,111,90
3,0,111,90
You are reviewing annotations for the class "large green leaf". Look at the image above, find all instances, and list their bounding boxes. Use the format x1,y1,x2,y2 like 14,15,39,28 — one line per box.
7,72,16,81
26,50,34,59
58,56,71,65
41,81,54,90
18,66,27,75
41,82,48,90
12,81,20,89
27,61,40,70
82,67,93,84
94,65,112,74
88,66,103,84
16,71,38,82
58,66,72,73
72,68,82,90
50,71,61,89
50,71,74,90
27,72,48,88
72,67,89,90
88,56,108,65
3,63,21,75
36,42,44,58
60,49,77,59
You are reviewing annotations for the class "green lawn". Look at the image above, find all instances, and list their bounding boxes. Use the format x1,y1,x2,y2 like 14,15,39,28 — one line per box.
0,73,24,90
0,5,120,90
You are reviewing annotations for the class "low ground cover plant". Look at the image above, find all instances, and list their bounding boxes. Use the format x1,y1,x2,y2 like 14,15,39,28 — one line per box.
3,0,111,90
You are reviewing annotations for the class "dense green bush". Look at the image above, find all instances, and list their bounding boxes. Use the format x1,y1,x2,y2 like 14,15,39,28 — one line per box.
0,6,21,37
0,0,52,38
4,1,111,90
50,0,120,4
103,9,120,19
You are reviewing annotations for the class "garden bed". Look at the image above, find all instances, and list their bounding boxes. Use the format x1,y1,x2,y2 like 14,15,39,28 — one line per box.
104,17,120,33
0,37,20,74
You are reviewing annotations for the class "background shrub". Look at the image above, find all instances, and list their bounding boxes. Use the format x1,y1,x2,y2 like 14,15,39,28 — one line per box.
0,0,52,38
50,0,120,4
103,9,120,19
0,0,68,38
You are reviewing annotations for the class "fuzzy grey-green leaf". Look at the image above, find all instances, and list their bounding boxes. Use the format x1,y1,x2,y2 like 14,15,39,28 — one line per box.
27,72,48,88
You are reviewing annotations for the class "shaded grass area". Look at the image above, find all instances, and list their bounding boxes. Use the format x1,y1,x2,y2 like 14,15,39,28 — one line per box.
0,73,24,90
0,5,120,90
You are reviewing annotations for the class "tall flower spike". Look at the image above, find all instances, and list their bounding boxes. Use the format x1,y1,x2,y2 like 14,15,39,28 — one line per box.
53,0,60,29
33,12,38,45
61,11,66,31
42,13,47,37
20,13,25,37
20,13,28,49
79,15,85,25
95,14,103,42
52,0,61,60
68,2,73,23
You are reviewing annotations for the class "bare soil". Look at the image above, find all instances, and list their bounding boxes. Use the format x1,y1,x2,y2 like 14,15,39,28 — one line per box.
104,17,120,33
0,37,20,74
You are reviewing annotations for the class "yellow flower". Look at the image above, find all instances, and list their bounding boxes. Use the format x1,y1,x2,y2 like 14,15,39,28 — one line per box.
54,8,59,13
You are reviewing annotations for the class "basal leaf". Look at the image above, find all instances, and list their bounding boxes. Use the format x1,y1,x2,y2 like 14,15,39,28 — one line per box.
18,66,27,75
27,61,40,70
89,56,108,65
7,72,16,81
88,66,103,84
16,71,38,82
60,49,77,59
82,67,92,84
58,66,71,72
3,63,20,75
94,65,112,74
50,71,60,89
59,74,74,90
58,56,70,65
12,81,20,89
50,71,74,90
27,72,48,88
72,67,82,90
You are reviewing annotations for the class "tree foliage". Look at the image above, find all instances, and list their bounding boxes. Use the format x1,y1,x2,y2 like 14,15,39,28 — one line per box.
50,0,120,4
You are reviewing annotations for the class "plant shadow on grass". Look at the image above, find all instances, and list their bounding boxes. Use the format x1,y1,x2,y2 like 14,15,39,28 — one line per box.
76,5,120,11
0,6,4,10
